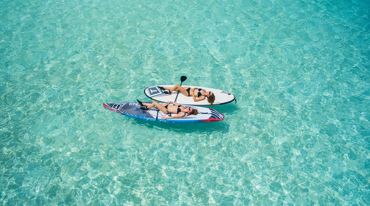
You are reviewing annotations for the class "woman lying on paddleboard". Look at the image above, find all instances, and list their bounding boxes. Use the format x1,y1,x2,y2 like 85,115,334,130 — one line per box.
159,85,216,104
137,100,199,119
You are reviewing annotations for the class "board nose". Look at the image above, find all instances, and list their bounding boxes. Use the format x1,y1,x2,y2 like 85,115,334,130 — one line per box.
102,103,117,112
102,103,110,109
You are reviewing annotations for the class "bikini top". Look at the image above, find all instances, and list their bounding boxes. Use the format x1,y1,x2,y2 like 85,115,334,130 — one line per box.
195,88,204,97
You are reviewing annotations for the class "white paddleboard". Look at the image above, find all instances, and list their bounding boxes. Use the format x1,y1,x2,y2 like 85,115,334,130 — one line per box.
144,85,236,106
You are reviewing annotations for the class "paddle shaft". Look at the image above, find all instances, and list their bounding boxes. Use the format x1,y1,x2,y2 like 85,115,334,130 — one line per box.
174,76,187,102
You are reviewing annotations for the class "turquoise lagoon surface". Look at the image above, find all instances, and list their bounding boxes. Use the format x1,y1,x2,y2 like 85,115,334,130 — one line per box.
1,0,369,205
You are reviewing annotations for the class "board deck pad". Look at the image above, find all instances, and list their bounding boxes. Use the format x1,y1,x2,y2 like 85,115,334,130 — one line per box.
144,85,235,106
103,102,224,123
146,86,164,97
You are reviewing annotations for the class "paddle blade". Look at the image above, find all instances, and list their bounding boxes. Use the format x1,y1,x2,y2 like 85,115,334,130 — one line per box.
175,75,188,102
180,76,187,82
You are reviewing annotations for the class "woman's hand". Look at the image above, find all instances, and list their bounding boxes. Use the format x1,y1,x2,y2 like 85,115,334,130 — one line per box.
193,96,205,102
163,113,185,119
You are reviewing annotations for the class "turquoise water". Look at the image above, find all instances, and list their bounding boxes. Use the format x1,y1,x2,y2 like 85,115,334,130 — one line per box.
1,0,369,204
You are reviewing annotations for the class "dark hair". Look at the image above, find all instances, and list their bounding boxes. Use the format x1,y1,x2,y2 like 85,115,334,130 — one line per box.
189,108,198,115
207,92,215,104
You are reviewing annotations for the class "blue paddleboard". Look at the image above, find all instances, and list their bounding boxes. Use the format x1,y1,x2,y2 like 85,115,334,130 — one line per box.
103,102,224,123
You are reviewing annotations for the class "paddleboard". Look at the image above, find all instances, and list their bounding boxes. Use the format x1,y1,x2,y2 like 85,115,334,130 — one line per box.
144,85,236,106
103,102,224,123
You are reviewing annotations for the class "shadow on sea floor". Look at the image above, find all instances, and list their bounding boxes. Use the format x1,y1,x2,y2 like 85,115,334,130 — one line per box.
122,103,238,134
139,103,238,133
130,119,230,134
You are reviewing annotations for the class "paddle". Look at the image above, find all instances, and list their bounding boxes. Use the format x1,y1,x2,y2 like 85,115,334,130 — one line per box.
174,76,187,102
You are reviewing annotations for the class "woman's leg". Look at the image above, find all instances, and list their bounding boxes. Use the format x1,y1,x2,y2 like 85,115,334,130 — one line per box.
164,84,190,96
142,102,156,109
152,102,168,114
141,102,168,114
163,84,180,92
178,86,190,96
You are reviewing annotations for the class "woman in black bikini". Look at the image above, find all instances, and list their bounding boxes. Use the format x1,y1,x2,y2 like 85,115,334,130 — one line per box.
159,85,216,104
137,100,198,119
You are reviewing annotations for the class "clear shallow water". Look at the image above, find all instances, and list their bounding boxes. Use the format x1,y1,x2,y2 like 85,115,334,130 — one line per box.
1,0,369,204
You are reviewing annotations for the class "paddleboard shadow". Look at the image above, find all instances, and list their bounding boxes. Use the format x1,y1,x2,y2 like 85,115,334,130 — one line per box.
130,118,230,134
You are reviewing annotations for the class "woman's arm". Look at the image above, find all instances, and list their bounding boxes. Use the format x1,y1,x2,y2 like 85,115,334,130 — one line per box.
162,112,186,119
192,96,206,102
